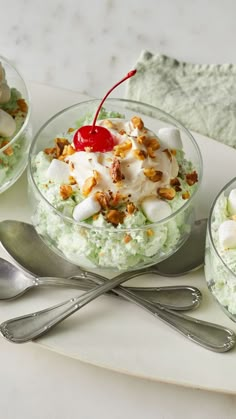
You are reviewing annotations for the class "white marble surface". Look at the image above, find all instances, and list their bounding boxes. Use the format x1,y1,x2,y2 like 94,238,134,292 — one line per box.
2,0,236,418
1,0,236,97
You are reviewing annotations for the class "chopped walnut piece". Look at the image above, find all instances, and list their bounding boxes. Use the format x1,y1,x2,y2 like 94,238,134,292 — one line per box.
175,185,182,192
69,176,77,185
171,149,177,156
113,140,132,158
110,158,125,183
126,202,136,214
131,116,144,130
62,144,76,157
55,138,70,158
163,149,172,161
143,168,163,182
158,187,176,200
106,209,126,226
60,185,73,200
186,171,198,186
124,234,132,243
1,140,13,156
182,191,190,200
44,147,56,156
170,177,181,187
119,129,126,135
133,149,147,160
17,98,28,113
95,191,110,209
145,138,160,150
137,135,146,144
67,127,76,133
82,176,97,196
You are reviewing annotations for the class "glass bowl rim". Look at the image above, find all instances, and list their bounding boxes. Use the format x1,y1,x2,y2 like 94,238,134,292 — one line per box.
28,97,203,232
207,176,236,278
0,55,31,153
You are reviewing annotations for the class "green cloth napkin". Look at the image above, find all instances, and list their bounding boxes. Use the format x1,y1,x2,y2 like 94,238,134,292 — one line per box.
125,50,236,147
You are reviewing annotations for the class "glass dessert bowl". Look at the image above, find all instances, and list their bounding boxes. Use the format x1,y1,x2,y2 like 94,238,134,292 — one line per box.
205,177,236,321
0,56,32,194
28,98,202,274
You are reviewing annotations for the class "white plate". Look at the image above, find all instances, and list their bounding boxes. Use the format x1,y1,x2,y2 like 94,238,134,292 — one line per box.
1,82,236,395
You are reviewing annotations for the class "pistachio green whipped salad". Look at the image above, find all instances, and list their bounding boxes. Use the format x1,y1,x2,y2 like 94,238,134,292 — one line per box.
206,187,236,315
0,61,28,188
32,110,199,270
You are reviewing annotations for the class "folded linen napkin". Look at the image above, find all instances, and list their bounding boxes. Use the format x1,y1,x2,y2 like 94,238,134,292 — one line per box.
125,50,236,147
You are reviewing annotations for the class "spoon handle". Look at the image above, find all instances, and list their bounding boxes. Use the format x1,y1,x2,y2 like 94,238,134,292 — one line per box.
115,289,236,353
37,277,201,311
0,274,235,352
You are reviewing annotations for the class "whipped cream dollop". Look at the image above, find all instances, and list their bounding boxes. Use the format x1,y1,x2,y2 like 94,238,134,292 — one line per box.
66,118,179,203
44,115,199,224
0,62,16,137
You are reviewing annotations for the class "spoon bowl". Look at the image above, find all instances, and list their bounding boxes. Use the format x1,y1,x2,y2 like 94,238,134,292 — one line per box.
0,218,207,278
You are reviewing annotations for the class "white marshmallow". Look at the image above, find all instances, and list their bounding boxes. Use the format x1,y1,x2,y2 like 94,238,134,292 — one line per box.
219,220,236,249
0,83,11,104
46,159,70,183
158,127,183,150
228,189,236,215
0,109,16,137
141,196,172,222
73,196,101,222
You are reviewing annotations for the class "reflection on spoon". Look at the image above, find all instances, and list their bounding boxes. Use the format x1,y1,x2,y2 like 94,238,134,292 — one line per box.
0,258,201,311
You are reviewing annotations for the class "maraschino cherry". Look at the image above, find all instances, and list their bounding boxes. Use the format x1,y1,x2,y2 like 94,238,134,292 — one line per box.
73,70,137,152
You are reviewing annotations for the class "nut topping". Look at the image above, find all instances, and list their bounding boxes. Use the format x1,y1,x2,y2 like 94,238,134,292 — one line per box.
131,116,144,130
158,187,176,200
82,176,97,196
126,202,136,214
60,185,73,200
113,140,132,158
133,149,147,160
186,171,198,186
106,209,126,226
95,191,110,209
110,157,125,183
1,140,13,156
55,138,70,158
143,168,163,182
182,191,190,200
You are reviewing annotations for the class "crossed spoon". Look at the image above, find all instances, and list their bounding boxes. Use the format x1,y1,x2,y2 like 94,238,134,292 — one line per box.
0,219,235,352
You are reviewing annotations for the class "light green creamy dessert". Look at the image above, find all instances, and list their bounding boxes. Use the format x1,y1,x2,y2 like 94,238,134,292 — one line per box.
205,187,236,316
0,88,28,185
31,111,199,270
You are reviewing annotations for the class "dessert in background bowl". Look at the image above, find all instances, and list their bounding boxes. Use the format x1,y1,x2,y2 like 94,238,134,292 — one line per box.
28,72,202,274
205,177,236,321
0,56,32,194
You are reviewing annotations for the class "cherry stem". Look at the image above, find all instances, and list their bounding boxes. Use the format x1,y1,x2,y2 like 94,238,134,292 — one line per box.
91,69,137,134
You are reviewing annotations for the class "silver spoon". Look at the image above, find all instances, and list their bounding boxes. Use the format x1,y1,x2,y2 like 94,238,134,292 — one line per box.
0,218,205,310
0,258,201,311
0,219,207,278
0,269,235,352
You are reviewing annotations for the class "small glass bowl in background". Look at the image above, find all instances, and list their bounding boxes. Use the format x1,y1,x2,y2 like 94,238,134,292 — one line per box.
205,177,236,322
0,56,32,194
28,98,202,275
